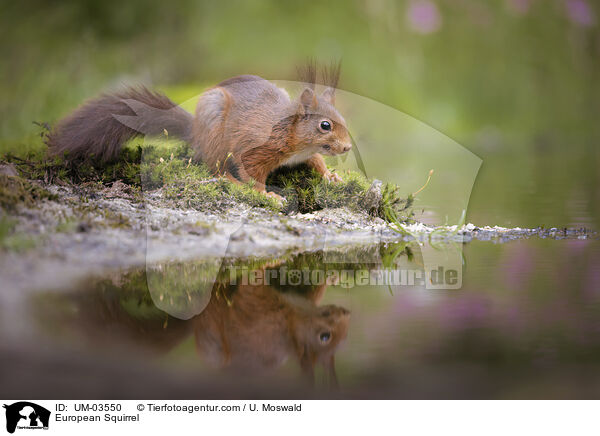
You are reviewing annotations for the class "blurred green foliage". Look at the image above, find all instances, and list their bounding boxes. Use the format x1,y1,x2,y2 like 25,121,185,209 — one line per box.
1,0,598,228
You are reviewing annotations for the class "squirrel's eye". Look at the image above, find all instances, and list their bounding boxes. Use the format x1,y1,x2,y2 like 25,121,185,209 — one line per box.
319,120,331,131
319,332,332,343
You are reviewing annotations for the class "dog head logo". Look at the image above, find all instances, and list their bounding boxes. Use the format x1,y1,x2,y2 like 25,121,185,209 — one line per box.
3,402,50,434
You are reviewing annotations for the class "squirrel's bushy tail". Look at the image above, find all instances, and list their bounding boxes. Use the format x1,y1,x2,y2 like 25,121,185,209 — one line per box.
46,86,193,162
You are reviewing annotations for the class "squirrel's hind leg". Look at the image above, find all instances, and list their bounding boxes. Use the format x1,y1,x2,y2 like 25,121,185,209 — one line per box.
224,158,285,203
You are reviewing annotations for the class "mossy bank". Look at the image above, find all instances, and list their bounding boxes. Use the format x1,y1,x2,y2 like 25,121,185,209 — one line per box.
0,135,420,294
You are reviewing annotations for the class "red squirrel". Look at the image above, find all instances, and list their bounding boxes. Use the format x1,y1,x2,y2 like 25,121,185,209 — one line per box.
193,275,350,387
43,265,349,387
46,64,352,201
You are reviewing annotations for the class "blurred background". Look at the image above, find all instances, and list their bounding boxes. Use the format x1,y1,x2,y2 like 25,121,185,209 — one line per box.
1,0,598,229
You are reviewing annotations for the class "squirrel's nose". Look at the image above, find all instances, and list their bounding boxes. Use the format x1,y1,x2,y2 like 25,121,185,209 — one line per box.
342,144,352,153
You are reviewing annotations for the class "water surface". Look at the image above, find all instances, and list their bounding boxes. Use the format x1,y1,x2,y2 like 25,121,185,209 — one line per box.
6,237,600,399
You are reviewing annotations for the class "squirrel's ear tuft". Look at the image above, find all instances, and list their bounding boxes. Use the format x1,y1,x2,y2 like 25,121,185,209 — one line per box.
321,87,336,105
299,87,318,112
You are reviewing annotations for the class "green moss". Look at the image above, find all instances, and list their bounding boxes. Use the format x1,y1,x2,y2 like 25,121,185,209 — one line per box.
3,137,193,187
266,163,413,222
193,220,215,230
0,215,37,251
2,136,414,222
0,174,57,211
379,184,415,224
163,175,281,212
72,203,133,229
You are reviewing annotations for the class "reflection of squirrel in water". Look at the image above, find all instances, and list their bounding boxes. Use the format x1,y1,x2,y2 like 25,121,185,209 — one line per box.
46,63,352,201
193,272,350,387
48,267,350,388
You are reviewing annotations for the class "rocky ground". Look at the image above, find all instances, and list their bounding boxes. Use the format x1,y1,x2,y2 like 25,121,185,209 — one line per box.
0,181,390,295
0,179,594,297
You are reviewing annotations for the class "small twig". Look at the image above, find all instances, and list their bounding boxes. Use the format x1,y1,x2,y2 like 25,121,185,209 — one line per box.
5,154,36,167
198,178,219,184
215,152,233,177
413,169,434,197
32,120,51,132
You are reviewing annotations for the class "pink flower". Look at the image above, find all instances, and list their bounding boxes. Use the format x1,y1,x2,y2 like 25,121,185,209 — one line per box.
506,0,534,15
406,0,442,34
565,0,596,28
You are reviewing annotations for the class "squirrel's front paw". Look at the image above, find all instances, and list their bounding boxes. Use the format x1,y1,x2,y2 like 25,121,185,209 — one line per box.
325,172,343,183
266,191,286,203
